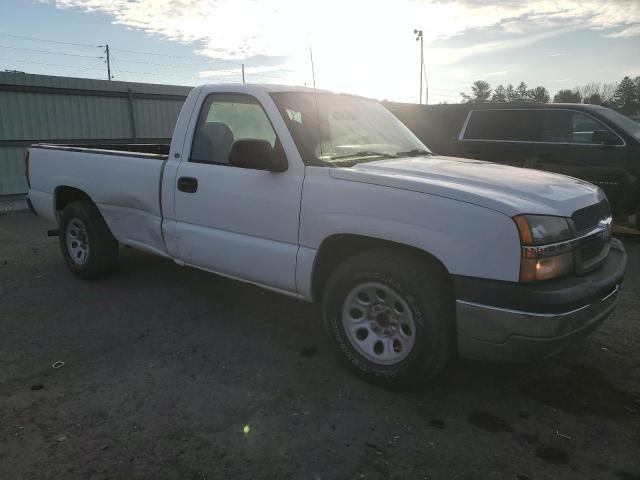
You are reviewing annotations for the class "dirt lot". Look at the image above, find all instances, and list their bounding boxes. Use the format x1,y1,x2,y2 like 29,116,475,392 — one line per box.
1,210,639,480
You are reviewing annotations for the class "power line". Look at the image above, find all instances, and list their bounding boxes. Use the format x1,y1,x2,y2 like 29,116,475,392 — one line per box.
117,68,240,83
111,47,296,73
111,47,206,60
0,33,299,80
0,44,103,59
0,33,101,49
0,57,100,70
111,47,248,70
108,56,242,71
67,60,107,77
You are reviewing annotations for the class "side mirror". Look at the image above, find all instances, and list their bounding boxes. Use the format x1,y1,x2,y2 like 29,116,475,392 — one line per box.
228,139,287,172
592,129,620,146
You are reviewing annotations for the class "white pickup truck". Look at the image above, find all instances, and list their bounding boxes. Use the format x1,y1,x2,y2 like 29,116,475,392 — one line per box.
26,84,626,387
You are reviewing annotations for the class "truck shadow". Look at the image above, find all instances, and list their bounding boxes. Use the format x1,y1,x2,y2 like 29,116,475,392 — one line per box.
112,248,639,421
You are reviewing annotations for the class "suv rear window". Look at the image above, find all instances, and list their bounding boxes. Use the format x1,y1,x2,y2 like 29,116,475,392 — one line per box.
463,110,542,142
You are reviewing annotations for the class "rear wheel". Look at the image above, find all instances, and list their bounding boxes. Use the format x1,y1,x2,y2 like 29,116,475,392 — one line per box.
59,201,118,279
322,249,454,388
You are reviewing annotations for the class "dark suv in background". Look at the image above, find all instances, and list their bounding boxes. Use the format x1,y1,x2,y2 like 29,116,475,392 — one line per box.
386,102,640,226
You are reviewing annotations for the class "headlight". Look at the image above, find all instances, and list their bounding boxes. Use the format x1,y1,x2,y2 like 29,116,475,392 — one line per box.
513,215,575,282
513,215,572,245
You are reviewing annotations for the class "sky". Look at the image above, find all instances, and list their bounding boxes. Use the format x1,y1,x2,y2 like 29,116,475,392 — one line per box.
0,0,638,103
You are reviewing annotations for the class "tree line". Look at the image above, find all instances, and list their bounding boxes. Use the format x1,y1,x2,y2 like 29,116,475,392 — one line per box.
459,76,640,115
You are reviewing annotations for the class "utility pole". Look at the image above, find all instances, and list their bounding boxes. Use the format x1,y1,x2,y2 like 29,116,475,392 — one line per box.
241,63,245,83
105,44,112,81
425,66,429,104
414,30,423,104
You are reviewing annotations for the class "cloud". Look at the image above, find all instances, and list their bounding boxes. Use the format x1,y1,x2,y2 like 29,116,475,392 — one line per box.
52,0,640,59
481,70,508,77
427,25,582,69
47,0,640,100
605,24,640,37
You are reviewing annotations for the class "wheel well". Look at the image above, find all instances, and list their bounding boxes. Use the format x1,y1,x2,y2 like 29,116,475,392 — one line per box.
311,234,450,303
55,186,93,214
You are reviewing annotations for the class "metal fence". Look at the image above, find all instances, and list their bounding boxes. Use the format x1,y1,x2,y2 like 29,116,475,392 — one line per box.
0,72,192,196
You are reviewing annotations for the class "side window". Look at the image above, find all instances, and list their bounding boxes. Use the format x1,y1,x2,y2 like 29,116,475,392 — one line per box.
542,111,621,145
463,110,542,142
190,94,277,164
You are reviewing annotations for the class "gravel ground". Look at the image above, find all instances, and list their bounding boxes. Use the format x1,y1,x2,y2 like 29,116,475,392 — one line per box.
1,210,639,480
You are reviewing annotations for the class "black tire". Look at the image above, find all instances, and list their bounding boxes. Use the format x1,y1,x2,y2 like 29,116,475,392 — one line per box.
322,248,454,389
59,201,118,280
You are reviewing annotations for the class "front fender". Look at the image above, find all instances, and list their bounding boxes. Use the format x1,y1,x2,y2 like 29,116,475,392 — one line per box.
297,169,522,298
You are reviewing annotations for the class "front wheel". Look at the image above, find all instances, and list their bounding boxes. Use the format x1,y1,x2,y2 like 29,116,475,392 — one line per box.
322,249,454,389
59,201,119,280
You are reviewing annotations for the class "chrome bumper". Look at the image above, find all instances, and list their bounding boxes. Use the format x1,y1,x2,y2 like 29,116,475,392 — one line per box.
456,283,621,363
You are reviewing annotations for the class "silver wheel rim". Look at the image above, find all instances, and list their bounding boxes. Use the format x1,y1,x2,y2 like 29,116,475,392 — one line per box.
342,282,416,365
66,218,89,265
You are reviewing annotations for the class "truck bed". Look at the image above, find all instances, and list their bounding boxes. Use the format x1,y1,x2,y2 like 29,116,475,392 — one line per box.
28,143,169,257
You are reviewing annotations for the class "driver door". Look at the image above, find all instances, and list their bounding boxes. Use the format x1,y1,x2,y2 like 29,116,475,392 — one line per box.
172,93,303,293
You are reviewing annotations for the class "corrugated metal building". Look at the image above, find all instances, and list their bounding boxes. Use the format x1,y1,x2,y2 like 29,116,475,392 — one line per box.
0,72,192,196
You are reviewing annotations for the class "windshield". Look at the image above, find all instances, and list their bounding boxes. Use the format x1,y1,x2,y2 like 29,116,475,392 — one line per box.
598,108,640,142
271,92,430,166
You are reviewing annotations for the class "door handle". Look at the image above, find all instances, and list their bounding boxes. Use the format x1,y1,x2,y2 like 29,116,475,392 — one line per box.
177,176,198,193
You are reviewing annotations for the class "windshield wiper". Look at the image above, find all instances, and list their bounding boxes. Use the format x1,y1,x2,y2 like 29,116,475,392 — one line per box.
395,148,431,157
329,151,398,162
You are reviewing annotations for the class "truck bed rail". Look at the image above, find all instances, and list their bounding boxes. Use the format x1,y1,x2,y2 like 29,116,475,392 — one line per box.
30,143,169,159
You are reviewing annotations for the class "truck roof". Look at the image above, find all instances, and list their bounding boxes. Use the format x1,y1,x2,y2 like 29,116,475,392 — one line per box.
198,83,332,95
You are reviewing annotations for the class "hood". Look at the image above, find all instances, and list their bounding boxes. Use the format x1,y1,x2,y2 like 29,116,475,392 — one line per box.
329,156,604,217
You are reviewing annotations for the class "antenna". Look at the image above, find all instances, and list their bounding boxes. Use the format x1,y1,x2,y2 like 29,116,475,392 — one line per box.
309,43,323,158
310,44,317,90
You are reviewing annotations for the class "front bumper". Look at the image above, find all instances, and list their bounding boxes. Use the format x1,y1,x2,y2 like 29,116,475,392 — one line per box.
456,238,626,362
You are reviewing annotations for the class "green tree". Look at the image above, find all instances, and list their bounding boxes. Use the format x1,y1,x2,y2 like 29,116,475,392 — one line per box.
584,93,603,105
515,82,529,100
505,84,517,102
553,89,582,103
611,76,640,114
527,86,550,103
491,85,507,102
461,80,492,103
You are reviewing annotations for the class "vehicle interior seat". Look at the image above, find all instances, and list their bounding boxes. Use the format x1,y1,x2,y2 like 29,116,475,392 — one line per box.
191,122,235,164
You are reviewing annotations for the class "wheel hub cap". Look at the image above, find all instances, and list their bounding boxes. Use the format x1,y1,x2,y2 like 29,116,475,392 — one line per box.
342,282,416,365
66,218,90,265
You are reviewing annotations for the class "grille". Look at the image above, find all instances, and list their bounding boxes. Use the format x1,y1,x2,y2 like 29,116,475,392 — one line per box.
571,199,612,274
572,199,611,233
